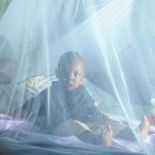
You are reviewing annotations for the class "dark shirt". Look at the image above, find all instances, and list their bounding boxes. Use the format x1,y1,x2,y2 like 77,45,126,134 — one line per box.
24,81,109,131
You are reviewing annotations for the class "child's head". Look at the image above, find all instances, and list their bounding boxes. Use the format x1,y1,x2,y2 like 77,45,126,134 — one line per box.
56,52,85,91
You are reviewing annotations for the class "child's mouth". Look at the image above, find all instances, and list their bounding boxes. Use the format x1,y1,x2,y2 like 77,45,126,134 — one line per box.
65,83,75,91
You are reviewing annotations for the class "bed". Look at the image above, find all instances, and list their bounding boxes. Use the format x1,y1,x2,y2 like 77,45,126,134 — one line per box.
0,60,155,155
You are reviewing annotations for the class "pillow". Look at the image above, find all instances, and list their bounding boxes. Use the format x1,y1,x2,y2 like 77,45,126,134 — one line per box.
19,75,55,102
24,75,54,95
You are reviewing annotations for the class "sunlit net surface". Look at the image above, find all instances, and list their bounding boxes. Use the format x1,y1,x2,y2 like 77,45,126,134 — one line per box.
0,0,155,155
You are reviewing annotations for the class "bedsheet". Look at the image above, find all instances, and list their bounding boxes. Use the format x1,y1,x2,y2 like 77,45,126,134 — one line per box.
0,118,154,155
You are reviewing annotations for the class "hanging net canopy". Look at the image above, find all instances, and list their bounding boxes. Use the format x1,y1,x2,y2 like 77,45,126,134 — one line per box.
0,0,155,155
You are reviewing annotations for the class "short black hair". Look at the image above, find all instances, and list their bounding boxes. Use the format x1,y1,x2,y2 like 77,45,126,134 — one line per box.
58,52,85,71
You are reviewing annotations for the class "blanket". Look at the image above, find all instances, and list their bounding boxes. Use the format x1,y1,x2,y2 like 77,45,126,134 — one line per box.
0,118,154,155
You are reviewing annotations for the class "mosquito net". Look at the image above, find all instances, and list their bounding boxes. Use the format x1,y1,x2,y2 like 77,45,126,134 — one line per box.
0,0,155,155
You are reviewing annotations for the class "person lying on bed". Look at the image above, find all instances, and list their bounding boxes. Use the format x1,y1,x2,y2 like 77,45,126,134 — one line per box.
19,51,150,145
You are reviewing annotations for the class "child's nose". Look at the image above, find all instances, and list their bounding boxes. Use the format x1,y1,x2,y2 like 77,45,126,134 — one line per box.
68,72,75,80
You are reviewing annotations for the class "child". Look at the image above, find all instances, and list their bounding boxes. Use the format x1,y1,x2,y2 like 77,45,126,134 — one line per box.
22,52,150,145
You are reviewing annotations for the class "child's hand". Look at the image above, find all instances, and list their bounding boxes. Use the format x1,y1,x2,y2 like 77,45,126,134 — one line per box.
102,125,113,145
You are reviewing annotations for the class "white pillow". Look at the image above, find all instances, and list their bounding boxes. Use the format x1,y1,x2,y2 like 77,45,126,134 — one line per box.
25,75,54,95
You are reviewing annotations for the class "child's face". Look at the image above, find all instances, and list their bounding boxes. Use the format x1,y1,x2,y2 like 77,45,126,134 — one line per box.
58,61,84,91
